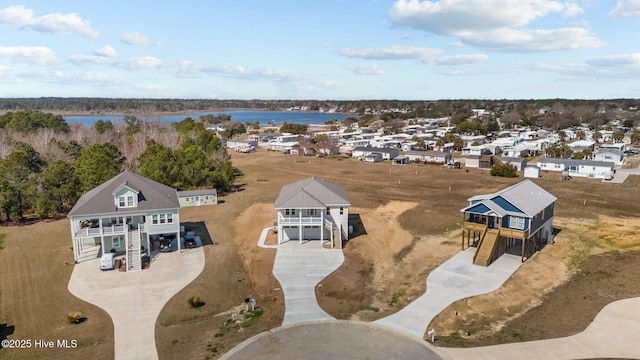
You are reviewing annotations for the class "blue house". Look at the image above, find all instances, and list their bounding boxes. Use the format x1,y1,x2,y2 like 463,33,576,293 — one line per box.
460,180,557,266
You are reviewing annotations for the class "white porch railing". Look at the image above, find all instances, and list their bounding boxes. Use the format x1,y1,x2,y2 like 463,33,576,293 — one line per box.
278,215,324,225
74,223,148,238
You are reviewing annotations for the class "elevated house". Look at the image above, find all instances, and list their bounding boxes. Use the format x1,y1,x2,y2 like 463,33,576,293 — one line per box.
68,171,182,271
460,180,557,266
274,177,350,249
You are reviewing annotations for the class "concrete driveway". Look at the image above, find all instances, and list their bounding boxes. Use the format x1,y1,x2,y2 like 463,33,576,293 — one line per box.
68,248,205,360
272,241,344,325
375,247,522,338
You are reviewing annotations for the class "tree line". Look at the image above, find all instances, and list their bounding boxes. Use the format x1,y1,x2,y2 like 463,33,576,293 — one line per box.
0,111,235,223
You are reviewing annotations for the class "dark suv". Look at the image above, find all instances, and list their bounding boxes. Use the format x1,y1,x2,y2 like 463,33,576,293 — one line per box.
159,239,173,252
184,235,197,248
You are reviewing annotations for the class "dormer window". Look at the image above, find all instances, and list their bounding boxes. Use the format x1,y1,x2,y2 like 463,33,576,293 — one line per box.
118,195,135,208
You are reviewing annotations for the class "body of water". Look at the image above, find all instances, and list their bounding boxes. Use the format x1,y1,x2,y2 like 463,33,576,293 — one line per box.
65,110,346,127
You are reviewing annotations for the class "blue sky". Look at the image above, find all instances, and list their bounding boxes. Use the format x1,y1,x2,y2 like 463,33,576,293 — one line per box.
0,0,639,100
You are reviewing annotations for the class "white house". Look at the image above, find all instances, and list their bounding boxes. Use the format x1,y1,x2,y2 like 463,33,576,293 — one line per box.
68,171,182,271
537,158,614,179
274,177,350,249
226,139,258,150
593,149,624,166
352,147,398,160
404,150,452,164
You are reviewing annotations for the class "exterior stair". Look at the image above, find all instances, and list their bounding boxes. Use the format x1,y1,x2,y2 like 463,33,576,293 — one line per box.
473,228,500,266
127,229,142,271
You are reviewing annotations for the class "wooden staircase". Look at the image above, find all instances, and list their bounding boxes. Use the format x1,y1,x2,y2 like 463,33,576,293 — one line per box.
127,229,142,271
473,228,500,266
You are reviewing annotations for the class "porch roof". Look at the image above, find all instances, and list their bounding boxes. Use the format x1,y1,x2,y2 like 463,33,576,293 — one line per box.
275,176,350,209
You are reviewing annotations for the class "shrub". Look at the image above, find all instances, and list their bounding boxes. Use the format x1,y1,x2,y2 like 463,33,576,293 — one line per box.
490,164,518,178
66,311,86,324
188,296,205,308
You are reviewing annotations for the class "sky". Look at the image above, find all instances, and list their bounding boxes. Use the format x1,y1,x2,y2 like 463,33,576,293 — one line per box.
0,0,639,100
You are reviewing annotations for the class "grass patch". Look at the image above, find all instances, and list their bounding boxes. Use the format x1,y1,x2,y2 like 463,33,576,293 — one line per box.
0,233,5,250
388,291,405,307
242,308,263,328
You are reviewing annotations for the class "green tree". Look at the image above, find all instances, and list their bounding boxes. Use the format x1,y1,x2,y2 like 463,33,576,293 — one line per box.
0,143,44,221
35,160,81,217
137,140,177,186
94,119,114,134
74,143,125,192
613,129,625,142
124,115,142,135
576,130,586,140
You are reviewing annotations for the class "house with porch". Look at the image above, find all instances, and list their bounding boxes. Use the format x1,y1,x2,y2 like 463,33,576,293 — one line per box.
460,180,557,266
274,177,350,249
68,171,182,271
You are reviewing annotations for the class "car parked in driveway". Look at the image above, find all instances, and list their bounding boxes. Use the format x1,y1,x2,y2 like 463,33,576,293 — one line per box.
159,239,173,252
100,253,115,270
183,235,197,248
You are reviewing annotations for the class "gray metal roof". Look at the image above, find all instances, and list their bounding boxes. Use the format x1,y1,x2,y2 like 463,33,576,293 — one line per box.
353,147,398,154
464,180,557,218
177,189,217,197
68,171,180,217
275,176,351,209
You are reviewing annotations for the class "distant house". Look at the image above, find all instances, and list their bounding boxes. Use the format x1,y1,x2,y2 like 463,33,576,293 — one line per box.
362,152,383,162
404,150,452,164
177,189,217,207
352,147,398,160
68,171,182,271
274,177,351,249
497,157,527,171
226,139,258,150
461,180,557,266
537,158,615,179
393,155,410,165
567,140,596,152
593,149,624,165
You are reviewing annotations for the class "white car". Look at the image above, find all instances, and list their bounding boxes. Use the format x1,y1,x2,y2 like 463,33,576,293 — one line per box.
100,253,116,270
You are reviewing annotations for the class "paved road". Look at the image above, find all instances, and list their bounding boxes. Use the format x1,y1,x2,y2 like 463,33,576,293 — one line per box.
68,248,205,360
375,248,522,338
221,320,443,360
272,241,344,325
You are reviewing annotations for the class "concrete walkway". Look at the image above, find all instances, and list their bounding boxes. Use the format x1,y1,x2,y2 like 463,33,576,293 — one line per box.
68,248,205,360
434,296,640,360
605,162,640,184
257,227,277,249
375,248,522,338
272,241,345,325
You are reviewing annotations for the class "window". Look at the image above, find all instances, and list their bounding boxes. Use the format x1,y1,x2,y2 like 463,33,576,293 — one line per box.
309,209,316,216
119,196,126,207
326,207,330,215
127,196,134,207
291,209,296,216
159,214,166,224
152,214,158,225
167,213,173,224
509,216,525,230
285,209,290,216
112,236,121,248
339,207,344,215
118,195,135,208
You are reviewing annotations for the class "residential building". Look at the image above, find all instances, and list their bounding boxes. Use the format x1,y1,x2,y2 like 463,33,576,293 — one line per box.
274,177,351,249
68,171,182,271
461,180,557,266
537,158,615,179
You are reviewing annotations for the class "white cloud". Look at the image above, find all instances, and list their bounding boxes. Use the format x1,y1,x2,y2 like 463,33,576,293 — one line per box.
0,5,99,38
0,46,56,64
345,64,385,75
609,0,640,18
68,55,115,66
388,0,599,52
427,54,489,65
94,45,117,58
121,31,160,45
586,53,640,68
458,27,604,52
114,56,163,69
340,45,440,60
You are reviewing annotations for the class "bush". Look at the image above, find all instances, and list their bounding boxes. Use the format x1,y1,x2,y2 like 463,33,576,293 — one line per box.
188,296,205,308
66,311,86,324
491,164,518,178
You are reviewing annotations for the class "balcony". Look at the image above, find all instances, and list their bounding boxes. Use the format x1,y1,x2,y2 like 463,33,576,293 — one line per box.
74,223,147,238
278,214,325,226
